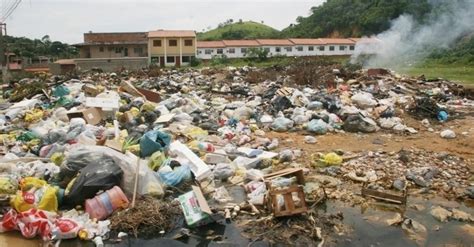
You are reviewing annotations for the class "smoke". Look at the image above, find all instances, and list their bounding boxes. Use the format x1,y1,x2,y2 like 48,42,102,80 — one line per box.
351,0,474,69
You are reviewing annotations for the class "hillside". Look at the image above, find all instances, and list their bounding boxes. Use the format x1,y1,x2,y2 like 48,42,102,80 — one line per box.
197,21,280,41
4,35,78,59
281,0,432,38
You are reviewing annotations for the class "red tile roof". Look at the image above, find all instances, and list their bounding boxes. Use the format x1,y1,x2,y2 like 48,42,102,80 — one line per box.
222,40,260,47
289,39,326,45
197,41,226,48
318,38,355,45
256,39,293,46
350,37,380,44
148,30,196,38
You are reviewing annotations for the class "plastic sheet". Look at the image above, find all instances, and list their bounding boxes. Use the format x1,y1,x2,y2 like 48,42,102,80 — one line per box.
140,130,171,157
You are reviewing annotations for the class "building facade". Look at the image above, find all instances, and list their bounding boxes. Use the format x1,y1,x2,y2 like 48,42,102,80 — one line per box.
196,38,362,59
75,32,148,58
147,30,196,67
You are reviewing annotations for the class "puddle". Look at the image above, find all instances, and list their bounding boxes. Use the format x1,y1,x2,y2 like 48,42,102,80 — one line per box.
1,196,472,246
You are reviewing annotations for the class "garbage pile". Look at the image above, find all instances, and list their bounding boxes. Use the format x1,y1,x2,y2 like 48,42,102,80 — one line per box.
0,65,472,245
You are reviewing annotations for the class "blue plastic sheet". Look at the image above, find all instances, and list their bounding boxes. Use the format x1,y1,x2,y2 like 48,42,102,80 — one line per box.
140,130,171,157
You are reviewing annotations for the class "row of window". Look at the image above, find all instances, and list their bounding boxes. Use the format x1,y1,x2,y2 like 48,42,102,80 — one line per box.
151,56,194,64
152,39,193,47
98,46,144,54
200,45,355,55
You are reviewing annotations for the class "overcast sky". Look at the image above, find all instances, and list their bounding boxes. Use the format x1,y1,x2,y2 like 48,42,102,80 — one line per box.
4,0,324,44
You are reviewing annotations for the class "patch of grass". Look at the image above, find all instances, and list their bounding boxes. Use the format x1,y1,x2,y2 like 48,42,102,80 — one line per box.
398,62,474,85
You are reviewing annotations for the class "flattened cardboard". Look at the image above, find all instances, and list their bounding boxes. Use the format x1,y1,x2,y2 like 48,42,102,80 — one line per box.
137,88,161,103
82,108,103,125
178,186,213,227
85,97,119,110
83,85,101,97
105,139,123,152
155,113,175,123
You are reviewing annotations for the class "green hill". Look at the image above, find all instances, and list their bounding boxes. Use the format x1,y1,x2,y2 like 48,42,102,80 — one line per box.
197,21,280,41
281,0,431,38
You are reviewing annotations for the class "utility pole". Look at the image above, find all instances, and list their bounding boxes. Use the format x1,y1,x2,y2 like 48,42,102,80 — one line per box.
0,22,7,84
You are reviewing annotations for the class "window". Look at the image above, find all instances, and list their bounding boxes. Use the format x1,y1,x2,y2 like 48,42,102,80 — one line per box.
228,48,235,54
308,46,314,51
153,40,162,47
115,47,122,53
241,48,247,54
350,45,355,51
339,46,346,51
329,46,335,51
166,56,175,63
205,49,213,55
217,48,224,54
284,47,292,52
169,39,177,46
182,56,191,63
264,47,270,53
275,47,281,52
184,39,193,46
134,47,143,54
296,46,303,52
318,46,325,51
99,47,104,52
198,50,202,54
108,47,114,51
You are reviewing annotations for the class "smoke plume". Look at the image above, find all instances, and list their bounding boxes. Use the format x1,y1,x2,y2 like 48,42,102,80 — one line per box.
351,0,474,69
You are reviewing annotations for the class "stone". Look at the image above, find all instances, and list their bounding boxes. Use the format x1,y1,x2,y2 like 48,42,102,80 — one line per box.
451,209,472,222
386,213,403,226
430,206,452,222
440,129,456,139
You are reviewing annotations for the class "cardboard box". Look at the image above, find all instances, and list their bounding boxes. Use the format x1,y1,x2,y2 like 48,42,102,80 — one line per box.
66,107,103,125
178,186,213,227
82,85,101,97
137,88,161,103
169,141,211,181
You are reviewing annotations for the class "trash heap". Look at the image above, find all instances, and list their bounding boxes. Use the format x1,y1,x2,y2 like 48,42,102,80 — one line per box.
0,65,472,245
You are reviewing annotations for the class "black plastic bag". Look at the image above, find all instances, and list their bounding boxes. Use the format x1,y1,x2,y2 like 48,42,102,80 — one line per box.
64,159,123,206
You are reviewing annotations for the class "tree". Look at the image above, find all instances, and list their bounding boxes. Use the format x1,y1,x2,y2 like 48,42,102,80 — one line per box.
245,47,269,62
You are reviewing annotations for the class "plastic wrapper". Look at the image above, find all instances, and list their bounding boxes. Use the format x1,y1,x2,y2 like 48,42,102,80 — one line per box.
0,174,18,194
0,208,56,240
271,117,294,132
213,163,235,180
147,151,168,171
320,152,343,166
307,119,329,134
11,177,58,212
213,186,232,203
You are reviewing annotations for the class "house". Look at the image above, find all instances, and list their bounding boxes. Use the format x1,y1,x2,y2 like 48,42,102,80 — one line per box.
147,30,196,67
75,32,148,58
196,41,226,60
287,39,326,56
318,38,356,55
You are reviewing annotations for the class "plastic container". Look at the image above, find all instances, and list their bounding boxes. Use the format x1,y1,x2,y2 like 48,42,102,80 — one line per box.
197,142,215,152
85,186,129,220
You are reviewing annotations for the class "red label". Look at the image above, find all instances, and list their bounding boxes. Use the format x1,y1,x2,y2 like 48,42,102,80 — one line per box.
23,192,35,204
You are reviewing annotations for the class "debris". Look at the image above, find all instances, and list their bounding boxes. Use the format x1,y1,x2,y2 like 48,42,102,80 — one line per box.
440,129,456,139
430,206,452,222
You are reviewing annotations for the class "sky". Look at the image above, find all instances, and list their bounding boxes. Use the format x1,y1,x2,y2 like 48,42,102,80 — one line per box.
3,0,324,44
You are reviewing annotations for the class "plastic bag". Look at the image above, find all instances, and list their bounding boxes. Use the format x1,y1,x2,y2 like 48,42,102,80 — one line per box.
148,151,168,171
140,130,171,157
307,119,329,134
271,117,294,132
213,163,235,180
63,146,164,197
11,177,58,212
320,152,343,166
245,169,264,181
64,158,123,207
343,114,378,133
0,208,56,240
351,92,377,109
158,164,192,187
213,186,232,203
0,175,18,194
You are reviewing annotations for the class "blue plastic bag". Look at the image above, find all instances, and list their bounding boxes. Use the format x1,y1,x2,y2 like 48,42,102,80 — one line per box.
140,130,171,157
158,165,192,186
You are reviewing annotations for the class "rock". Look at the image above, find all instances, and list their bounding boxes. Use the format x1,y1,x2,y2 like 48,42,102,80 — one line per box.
460,224,474,236
430,206,452,222
304,136,317,144
451,209,472,222
279,149,294,162
393,179,406,191
402,218,427,246
466,186,474,199
307,175,342,188
386,213,403,226
440,129,456,139
410,204,425,211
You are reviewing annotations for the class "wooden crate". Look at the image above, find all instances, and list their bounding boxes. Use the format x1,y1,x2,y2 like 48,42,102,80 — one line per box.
267,185,308,217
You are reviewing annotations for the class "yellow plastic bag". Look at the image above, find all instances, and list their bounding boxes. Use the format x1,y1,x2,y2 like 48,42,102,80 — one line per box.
11,177,58,212
320,152,343,166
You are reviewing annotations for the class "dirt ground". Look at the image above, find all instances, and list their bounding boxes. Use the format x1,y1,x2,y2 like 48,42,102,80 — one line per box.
267,115,474,163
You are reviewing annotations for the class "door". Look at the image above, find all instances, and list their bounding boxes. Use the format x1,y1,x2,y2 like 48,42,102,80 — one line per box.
175,56,181,67
160,56,165,67
124,48,129,57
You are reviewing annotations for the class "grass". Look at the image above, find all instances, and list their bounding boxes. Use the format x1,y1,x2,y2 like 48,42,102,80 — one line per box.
197,21,280,41
397,61,474,86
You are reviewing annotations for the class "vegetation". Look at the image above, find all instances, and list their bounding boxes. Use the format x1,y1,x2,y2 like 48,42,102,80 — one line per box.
428,36,474,65
245,47,270,62
197,21,280,41
210,55,230,66
400,62,474,85
4,35,78,59
281,0,432,38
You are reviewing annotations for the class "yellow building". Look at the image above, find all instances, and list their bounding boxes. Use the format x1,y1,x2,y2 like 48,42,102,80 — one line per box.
147,30,196,67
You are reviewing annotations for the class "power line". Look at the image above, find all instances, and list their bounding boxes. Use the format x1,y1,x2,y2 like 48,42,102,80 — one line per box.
2,0,15,21
2,0,21,22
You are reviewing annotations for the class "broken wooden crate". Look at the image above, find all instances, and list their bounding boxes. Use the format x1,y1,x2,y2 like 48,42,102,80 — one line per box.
264,168,308,217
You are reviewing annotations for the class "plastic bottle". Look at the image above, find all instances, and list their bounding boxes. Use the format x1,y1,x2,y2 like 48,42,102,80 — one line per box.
85,186,129,220
197,142,215,152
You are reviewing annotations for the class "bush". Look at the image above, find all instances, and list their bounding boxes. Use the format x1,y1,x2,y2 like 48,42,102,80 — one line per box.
190,57,202,67
245,47,269,62
210,55,229,66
